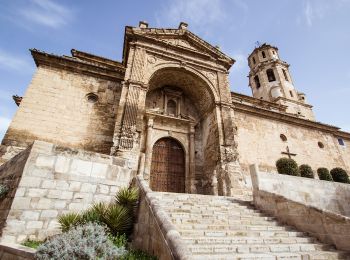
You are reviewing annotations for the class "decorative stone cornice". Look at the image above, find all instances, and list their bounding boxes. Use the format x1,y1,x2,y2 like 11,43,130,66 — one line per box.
232,94,350,139
30,49,125,81
123,26,235,70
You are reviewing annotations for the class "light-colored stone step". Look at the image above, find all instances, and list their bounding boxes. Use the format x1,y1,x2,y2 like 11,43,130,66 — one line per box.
153,192,350,260
182,236,316,245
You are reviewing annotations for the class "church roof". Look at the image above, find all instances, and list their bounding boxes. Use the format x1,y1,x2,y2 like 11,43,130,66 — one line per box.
122,23,235,69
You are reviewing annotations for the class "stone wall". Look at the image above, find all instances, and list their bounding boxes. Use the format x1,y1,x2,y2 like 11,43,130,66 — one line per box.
0,146,31,236
132,176,190,260
1,66,122,158
235,110,350,180
250,164,350,250
0,243,35,260
0,141,134,243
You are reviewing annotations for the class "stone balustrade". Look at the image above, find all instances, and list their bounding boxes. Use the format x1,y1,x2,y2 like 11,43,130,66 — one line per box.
250,164,350,251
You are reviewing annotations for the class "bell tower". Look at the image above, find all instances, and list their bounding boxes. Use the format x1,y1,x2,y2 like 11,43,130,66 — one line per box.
248,43,315,120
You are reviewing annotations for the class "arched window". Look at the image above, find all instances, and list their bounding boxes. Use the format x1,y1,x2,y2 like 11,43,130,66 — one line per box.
262,51,266,58
282,69,289,81
167,99,177,116
252,57,256,64
266,69,276,82
254,75,261,89
280,134,287,142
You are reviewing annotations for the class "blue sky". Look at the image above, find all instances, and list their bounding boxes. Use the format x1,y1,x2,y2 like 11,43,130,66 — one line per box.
1,0,350,140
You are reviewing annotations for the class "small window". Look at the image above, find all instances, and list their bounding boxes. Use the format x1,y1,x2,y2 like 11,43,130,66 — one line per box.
266,69,276,82
280,134,287,142
282,69,289,81
86,93,98,103
252,57,256,64
262,51,266,58
272,51,275,55
318,142,324,149
254,75,261,89
338,138,345,146
167,99,177,116
290,91,294,97
301,97,305,100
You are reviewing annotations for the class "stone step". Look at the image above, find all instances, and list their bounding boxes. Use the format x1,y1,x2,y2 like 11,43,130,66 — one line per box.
187,243,334,254
182,236,316,245
168,211,267,219
190,251,350,260
175,224,294,231
178,230,308,238
162,206,259,213
171,217,280,226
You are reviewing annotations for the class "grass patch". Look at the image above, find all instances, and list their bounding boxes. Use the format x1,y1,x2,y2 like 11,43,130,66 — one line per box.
22,239,43,249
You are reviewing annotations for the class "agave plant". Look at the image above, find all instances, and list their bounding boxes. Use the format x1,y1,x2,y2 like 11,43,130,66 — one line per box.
81,202,108,224
115,187,139,212
58,212,82,232
103,204,133,236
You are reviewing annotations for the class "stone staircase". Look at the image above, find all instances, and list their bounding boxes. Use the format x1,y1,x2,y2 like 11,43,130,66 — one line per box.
153,192,350,260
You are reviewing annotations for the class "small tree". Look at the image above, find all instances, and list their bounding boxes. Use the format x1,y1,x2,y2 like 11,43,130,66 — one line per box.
276,158,299,176
330,168,350,184
299,164,314,178
317,168,333,181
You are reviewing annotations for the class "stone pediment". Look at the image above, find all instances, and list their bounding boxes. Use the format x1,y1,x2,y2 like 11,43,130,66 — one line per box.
124,26,235,69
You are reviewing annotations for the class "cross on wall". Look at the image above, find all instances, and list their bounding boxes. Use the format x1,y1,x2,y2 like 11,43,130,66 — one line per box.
281,146,297,159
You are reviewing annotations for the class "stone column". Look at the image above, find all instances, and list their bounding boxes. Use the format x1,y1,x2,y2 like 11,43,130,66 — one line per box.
188,123,196,193
111,81,147,161
143,116,155,180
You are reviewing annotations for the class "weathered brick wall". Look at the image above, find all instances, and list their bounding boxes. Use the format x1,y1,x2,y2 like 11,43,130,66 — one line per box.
0,141,135,243
1,66,122,157
235,111,350,178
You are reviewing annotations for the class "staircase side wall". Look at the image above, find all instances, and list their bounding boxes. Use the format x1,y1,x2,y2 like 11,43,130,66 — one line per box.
132,176,191,260
0,140,135,244
250,164,350,251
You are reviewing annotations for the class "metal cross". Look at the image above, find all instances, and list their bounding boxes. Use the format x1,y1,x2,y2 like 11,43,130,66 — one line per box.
281,146,297,159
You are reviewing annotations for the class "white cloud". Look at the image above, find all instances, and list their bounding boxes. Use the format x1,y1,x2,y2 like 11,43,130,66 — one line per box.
0,49,33,73
302,0,350,27
18,0,72,29
0,116,11,141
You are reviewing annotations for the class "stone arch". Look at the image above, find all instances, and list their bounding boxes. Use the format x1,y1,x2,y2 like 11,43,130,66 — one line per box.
147,62,219,103
147,65,217,116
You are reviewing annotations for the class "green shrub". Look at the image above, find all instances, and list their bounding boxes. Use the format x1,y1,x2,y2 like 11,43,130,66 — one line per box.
58,188,139,236
109,233,128,248
103,204,133,236
35,223,127,260
317,168,333,181
0,184,9,199
120,250,157,260
299,164,314,178
116,187,139,212
276,158,299,176
58,212,82,232
22,239,43,249
330,168,350,183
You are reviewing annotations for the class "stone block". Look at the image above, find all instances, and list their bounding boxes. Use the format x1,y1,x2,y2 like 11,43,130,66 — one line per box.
36,155,55,168
27,188,47,197
81,183,97,193
19,177,42,188
70,159,92,177
48,190,73,200
55,155,70,173
21,211,40,220
27,221,43,229
69,181,81,191
41,180,56,189
91,162,108,179
11,197,31,210
41,210,58,218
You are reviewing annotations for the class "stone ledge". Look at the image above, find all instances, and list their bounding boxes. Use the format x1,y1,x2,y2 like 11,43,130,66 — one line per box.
0,242,35,259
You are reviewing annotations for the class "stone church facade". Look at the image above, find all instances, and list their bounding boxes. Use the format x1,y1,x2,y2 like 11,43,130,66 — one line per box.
1,21,350,197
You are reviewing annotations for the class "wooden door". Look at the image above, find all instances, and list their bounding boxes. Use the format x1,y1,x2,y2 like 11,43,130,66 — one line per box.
150,138,185,193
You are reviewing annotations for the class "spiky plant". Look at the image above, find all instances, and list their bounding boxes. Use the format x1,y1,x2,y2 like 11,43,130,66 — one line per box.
103,204,133,236
58,212,82,232
81,202,108,224
0,184,9,199
115,187,139,212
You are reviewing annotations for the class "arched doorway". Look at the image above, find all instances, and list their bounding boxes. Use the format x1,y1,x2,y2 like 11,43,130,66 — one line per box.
150,138,185,193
